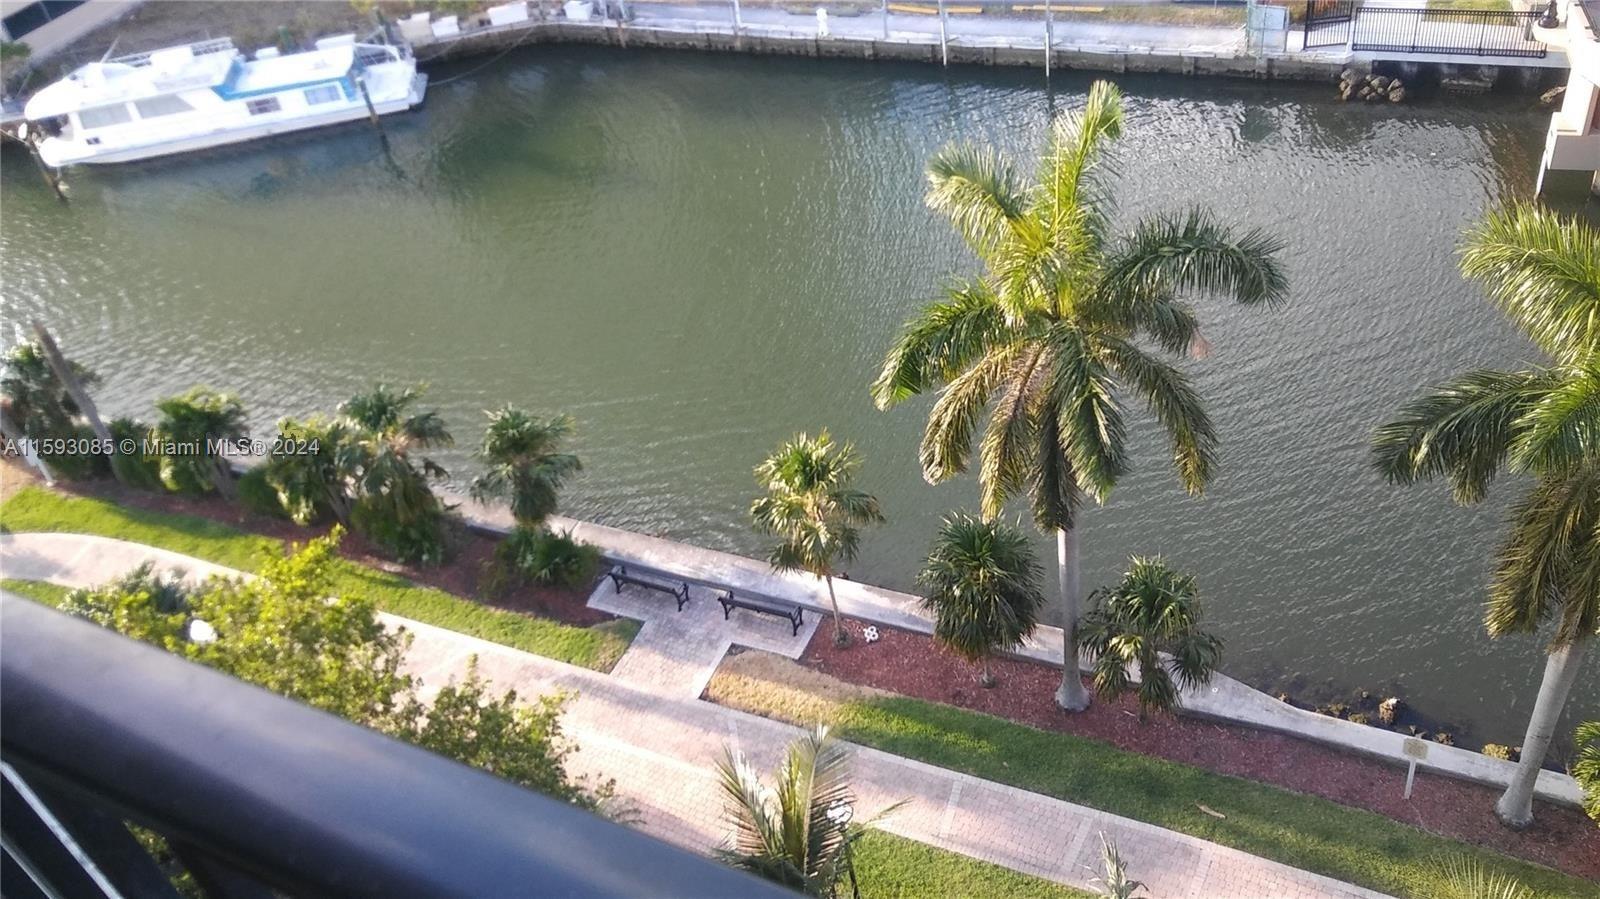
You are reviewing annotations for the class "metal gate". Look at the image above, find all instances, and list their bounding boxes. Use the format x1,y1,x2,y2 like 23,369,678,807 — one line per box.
1303,0,1357,49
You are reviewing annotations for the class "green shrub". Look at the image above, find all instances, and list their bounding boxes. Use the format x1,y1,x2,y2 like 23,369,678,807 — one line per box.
108,417,162,489
236,467,287,519
352,497,449,566
495,526,601,590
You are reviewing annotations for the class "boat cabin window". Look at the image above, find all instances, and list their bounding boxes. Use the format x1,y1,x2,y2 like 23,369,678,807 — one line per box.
134,95,195,118
303,84,341,106
77,103,134,130
246,97,281,116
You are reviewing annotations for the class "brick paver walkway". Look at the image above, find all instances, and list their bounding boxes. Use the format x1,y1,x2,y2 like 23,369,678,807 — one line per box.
0,532,1389,899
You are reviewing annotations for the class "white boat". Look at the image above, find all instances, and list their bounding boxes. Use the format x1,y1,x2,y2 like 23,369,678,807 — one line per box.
22,35,427,167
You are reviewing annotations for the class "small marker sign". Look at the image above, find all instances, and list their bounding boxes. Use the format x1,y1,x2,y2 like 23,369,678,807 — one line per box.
1402,737,1429,799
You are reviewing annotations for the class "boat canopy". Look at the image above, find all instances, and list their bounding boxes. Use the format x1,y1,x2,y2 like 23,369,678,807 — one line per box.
24,44,236,119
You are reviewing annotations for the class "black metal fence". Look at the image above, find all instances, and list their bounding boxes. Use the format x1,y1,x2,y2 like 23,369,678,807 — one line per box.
1303,0,1357,48
0,597,794,899
1351,6,1547,57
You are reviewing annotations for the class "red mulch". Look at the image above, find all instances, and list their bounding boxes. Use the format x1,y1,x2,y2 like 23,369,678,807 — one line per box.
56,480,612,627
804,616,1600,881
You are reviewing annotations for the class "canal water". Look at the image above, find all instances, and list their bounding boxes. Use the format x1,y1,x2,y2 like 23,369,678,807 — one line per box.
3,46,1595,745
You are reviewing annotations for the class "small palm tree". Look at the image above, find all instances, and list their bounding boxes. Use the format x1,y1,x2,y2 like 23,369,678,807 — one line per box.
471,405,581,529
717,726,891,898
1077,556,1223,719
751,432,884,647
918,512,1046,687
1372,203,1600,829
260,416,356,525
152,387,247,497
1429,855,1535,899
341,384,454,564
1575,721,1600,824
873,80,1286,711
1088,834,1147,899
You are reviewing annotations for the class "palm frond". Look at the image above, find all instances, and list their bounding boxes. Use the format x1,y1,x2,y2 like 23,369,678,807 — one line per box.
1046,327,1127,502
1032,80,1124,266
1371,369,1551,504
1489,462,1600,644
1511,362,1600,473
871,281,1014,409
925,144,1028,258
1101,208,1289,310
1461,202,1600,365
1098,336,1216,494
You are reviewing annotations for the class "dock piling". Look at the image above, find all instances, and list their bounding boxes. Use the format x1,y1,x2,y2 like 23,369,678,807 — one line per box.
938,0,948,65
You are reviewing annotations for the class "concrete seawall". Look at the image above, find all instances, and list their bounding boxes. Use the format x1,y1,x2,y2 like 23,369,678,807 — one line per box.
414,18,1350,82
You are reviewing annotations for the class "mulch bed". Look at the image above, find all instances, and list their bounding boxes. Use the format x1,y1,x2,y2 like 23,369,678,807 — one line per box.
50,478,612,628
804,616,1600,880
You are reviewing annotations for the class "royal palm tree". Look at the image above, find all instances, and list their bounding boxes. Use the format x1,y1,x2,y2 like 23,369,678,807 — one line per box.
152,387,248,497
872,81,1287,710
918,512,1046,687
716,726,888,898
341,384,454,564
751,431,884,647
1077,556,1223,718
1372,203,1600,829
471,405,582,529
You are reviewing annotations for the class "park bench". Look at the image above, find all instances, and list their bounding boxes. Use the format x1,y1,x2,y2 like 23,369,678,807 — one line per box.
606,565,690,611
716,590,805,636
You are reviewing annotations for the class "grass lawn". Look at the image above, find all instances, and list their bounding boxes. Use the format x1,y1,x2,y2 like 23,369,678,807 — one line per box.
853,830,1095,897
0,487,638,672
708,653,1599,899
0,578,72,607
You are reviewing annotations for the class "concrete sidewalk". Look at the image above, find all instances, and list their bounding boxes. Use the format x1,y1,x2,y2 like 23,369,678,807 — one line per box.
1,531,1389,899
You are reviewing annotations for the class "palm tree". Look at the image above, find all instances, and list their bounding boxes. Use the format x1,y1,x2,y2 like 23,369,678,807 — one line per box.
152,387,248,497
751,431,884,647
871,81,1287,710
1,340,98,439
917,512,1046,687
716,726,889,898
341,384,454,564
1077,556,1223,718
471,405,582,529
1371,203,1600,829
261,416,356,526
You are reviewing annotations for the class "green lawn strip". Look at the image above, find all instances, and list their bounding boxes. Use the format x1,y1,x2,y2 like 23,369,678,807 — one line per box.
730,686,1595,898
1425,0,1511,9
0,487,635,672
852,829,1095,898
0,578,73,607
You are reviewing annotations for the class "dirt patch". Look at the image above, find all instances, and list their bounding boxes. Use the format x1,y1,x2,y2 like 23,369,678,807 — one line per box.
0,457,42,504
707,647,884,725
792,617,1600,881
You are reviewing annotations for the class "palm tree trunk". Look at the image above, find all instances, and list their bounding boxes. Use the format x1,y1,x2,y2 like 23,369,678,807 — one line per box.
1054,527,1091,711
1495,639,1587,829
824,574,848,646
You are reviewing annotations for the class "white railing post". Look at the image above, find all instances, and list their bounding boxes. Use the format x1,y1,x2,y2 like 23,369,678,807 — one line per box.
732,0,743,33
938,0,949,65
1044,0,1052,77
882,0,890,38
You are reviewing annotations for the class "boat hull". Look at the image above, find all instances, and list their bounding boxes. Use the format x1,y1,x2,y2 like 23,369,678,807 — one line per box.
38,73,427,167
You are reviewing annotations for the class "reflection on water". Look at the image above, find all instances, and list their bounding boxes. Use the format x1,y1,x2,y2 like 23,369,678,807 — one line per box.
2,46,1595,744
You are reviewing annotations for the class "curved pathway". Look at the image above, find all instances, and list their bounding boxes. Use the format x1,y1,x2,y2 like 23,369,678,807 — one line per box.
0,532,1388,899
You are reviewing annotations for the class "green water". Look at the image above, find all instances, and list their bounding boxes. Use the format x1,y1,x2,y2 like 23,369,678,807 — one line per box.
3,46,1594,745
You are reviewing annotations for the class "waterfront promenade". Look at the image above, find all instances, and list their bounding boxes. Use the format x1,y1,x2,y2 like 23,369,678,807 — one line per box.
0,530,1389,898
